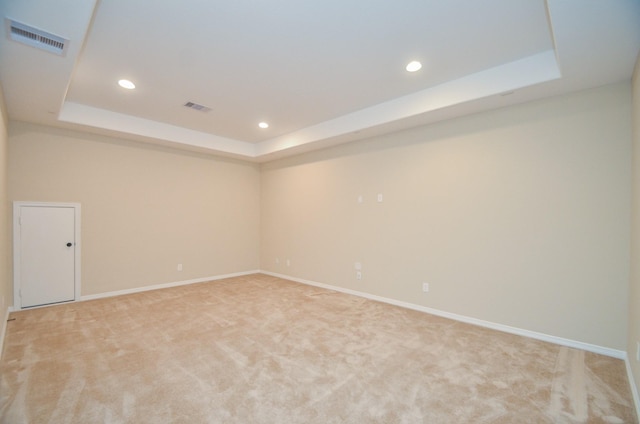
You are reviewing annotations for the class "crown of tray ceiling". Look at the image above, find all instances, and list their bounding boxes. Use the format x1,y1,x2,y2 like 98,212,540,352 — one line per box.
0,1,639,162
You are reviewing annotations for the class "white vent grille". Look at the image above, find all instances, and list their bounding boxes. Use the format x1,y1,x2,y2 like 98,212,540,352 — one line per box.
6,19,68,56
184,102,212,113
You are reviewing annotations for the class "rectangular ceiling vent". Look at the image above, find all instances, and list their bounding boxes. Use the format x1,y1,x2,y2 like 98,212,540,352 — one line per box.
184,101,212,113
6,19,68,56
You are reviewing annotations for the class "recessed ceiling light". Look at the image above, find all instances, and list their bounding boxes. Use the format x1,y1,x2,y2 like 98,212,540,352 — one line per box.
258,122,269,129
118,79,136,89
405,61,422,72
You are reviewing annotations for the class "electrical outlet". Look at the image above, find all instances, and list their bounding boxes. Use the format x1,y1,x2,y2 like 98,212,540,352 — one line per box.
356,271,362,280
422,282,429,292
286,259,290,267
177,264,183,271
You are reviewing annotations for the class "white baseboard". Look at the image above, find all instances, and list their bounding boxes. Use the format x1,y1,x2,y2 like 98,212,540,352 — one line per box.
261,270,626,360
80,270,260,302
626,356,640,421
0,306,13,360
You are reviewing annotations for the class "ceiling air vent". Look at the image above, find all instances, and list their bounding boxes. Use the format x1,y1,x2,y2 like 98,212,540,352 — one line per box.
6,19,68,56
184,101,212,113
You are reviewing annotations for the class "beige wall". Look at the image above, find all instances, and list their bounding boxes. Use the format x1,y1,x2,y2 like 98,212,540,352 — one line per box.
8,122,260,296
629,54,640,396
4,81,633,354
261,82,632,350
0,85,9,319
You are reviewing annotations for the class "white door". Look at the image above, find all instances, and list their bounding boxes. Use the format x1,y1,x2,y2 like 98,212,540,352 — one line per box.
15,204,78,308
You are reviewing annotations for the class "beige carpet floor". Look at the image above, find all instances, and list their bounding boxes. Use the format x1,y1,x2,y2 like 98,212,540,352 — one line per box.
0,274,636,423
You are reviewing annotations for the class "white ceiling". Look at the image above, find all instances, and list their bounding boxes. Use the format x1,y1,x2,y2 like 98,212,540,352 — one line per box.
0,1,639,162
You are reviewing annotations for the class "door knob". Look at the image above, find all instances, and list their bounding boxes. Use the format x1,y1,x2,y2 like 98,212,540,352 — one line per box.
66,242,73,247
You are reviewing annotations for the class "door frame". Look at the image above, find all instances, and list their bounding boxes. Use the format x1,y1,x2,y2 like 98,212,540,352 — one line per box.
13,201,81,310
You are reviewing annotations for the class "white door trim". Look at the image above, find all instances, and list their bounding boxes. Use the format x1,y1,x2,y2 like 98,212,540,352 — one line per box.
13,201,81,310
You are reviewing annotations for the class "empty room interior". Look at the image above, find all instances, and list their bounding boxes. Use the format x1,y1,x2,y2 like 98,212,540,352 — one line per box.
1,0,640,422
